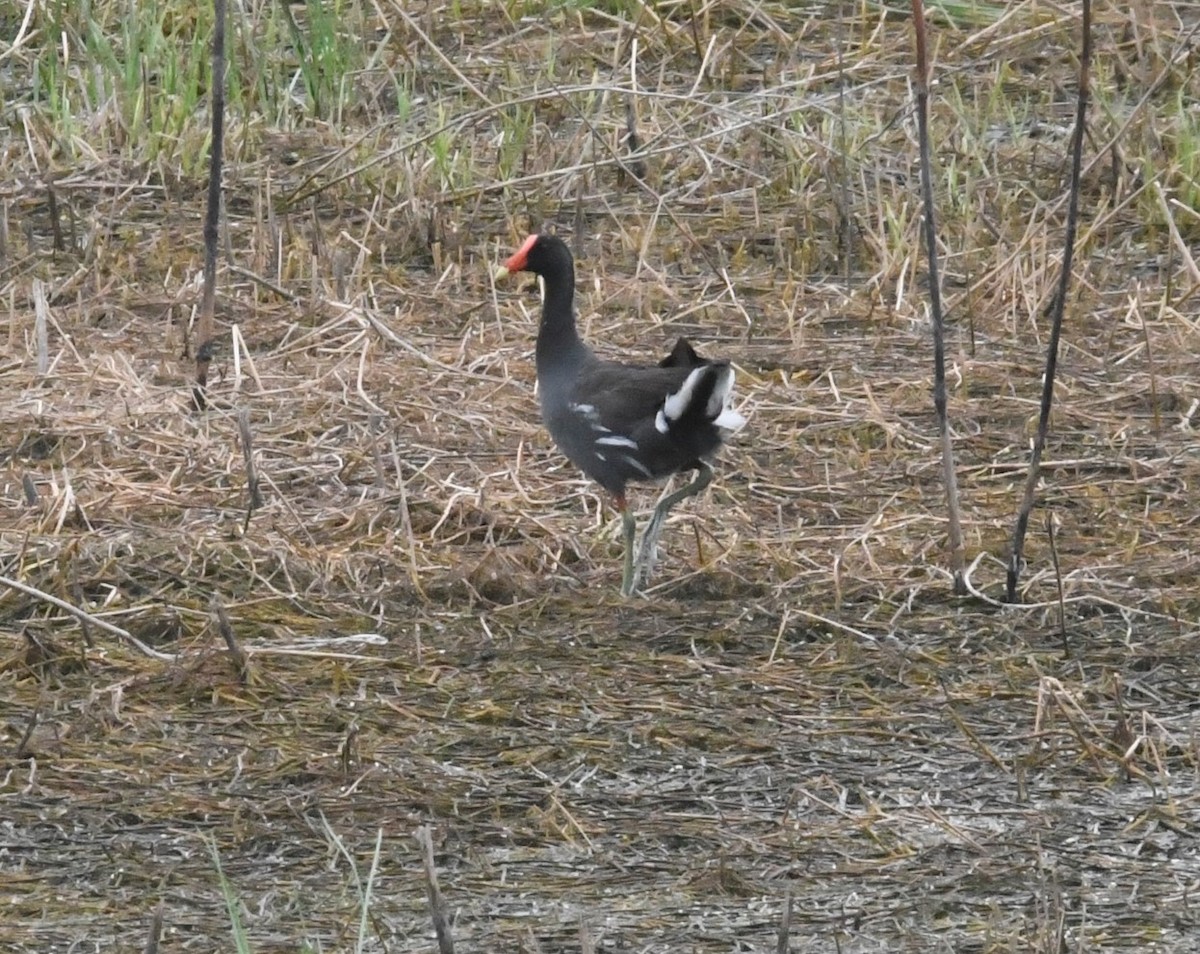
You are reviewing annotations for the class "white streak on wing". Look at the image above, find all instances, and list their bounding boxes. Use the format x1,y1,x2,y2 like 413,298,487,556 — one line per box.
595,452,608,462
623,455,654,477
595,435,638,449
655,410,669,434
571,402,611,432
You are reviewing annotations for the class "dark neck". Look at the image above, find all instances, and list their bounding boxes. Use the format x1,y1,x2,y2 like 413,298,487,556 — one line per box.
535,267,589,374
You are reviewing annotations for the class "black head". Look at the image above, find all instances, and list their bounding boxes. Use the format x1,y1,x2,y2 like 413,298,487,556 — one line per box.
500,233,574,279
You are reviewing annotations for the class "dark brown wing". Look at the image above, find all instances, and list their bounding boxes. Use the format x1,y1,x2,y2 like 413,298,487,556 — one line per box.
570,359,694,433
540,348,736,496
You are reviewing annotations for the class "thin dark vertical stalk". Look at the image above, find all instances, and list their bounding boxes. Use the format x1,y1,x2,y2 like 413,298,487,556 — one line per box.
45,181,65,252
776,891,793,954
911,0,966,594
193,0,226,410
417,826,456,954
0,199,8,268
69,564,95,649
836,0,851,285
623,37,647,181
15,705,40,759
237,408,263,531
1006,0,1091,603
1138,289,1161,436
1046,511,1069,656
141,903,164,954
211,595,249,684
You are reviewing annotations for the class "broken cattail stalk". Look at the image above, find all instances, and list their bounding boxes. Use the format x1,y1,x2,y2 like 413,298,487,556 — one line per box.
15,706,40,759
392,433,424,596
623,38,647,181
1046,511,1069,657
573,174,586,256
416,826,455,954
237,408,264,526
339,722,359,774
1138,286,1161,435
33,279,49,375
624,100,646,182
369,414,387,491
45,180,65,251
70,569,95,649
211,596,249,684
142,903,164,954
775,891,792,954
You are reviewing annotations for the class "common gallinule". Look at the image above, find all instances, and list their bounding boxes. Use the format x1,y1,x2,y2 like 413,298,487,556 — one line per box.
495,233,745,595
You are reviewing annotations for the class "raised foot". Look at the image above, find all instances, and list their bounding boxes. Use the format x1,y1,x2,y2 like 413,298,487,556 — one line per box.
626,463,715,595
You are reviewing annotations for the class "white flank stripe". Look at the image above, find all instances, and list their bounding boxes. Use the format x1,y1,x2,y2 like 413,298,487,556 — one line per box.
595,434,638,449
624,455,654,477
572,402,611,432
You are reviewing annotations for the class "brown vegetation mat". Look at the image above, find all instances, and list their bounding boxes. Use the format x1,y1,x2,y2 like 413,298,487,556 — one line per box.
3,1,1200,951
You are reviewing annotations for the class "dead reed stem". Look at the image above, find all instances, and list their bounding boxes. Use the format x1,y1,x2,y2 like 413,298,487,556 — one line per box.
1006,0,1092,602
193,0,226,408
910,0,966,595
141,904,164,954
211,595,249,684
237,407,263,525
417,826,456,954
0,574,176,662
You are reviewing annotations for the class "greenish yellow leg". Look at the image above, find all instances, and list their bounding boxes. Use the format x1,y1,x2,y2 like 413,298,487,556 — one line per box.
633,463,714,592
619,504,638,597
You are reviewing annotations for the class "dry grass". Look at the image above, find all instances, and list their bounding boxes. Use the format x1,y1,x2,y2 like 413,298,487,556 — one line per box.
4,1,1200,951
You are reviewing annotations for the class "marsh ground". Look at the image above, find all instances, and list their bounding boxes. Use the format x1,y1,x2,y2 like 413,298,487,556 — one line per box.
3,1,1200,951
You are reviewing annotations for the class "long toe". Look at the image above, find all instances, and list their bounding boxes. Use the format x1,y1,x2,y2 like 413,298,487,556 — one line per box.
634,507,670,591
